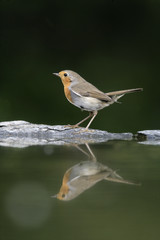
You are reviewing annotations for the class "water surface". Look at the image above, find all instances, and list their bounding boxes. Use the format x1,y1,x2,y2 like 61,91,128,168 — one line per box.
1,140,160,240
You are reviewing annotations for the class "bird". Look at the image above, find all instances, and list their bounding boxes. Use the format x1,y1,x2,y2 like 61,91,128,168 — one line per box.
52,160,135,201
53,70,143,130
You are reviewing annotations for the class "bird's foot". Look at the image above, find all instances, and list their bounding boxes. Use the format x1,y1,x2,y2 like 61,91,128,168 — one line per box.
74,128,95,134
64,124,79,128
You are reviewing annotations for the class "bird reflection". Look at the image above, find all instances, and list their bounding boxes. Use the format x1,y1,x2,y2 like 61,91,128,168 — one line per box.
52,144,136,201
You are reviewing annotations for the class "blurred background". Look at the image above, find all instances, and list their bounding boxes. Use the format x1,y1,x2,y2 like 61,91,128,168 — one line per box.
1,2,160,240
1,0,160,132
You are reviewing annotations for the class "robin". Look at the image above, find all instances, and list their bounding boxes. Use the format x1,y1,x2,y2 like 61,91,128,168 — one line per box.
52,160,135,201
53,70,143,130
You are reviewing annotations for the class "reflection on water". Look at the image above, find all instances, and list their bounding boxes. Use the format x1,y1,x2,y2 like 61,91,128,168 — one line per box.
53,144,136,201
1,140,160,240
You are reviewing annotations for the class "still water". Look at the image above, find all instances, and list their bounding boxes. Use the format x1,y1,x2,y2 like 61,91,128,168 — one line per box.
0,140,160,240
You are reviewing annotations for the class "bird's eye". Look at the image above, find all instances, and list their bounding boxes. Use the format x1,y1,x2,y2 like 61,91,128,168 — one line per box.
62,194,65,198
64,73,68,77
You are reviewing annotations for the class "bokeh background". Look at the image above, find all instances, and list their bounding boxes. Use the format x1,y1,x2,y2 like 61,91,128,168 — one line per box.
1,2,160,240
1,0,160,132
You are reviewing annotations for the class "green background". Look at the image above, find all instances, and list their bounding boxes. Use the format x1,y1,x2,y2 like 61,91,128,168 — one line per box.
1,2,160,239
1,0,160,132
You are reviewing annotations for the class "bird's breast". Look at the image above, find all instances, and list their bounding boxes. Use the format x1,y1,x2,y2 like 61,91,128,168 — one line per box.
64,85,73,103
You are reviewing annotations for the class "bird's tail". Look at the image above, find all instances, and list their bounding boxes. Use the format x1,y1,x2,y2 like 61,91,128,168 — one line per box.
104,170,140,185
106,88,143,103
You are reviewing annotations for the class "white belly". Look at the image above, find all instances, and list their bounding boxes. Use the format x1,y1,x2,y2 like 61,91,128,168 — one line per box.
70,91,109,111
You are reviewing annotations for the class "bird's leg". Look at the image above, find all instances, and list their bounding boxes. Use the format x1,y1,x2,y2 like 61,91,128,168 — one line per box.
71,112,93,128
85,111,98,130
74,144,90,158
74,143,96,162
85,143,96,162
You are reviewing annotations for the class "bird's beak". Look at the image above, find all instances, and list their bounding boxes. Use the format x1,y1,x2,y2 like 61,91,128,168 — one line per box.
53,73,60,77
51,194,57,198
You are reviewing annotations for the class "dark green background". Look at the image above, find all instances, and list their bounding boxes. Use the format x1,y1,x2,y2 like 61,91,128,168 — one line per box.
1,0,160,132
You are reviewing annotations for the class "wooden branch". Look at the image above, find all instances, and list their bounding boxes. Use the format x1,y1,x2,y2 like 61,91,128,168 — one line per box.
0,121,159,148
137,130,160,145
0,120,132,148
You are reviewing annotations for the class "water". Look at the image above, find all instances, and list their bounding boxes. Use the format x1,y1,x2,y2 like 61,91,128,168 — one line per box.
1,140,160,240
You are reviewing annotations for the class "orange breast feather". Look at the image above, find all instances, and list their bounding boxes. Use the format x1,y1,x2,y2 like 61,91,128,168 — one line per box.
61,77,72,102
64,85,72,102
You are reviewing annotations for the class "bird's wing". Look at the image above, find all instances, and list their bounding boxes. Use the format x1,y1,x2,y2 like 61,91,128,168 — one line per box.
70,172,110,189
72,82,112,102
